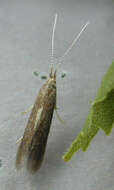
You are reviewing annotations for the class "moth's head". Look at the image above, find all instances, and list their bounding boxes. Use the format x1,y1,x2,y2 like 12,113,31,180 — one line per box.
46,68,56,90
49,68,56,81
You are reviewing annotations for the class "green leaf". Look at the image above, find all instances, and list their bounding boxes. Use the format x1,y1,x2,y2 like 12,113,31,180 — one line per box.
63,61,114,162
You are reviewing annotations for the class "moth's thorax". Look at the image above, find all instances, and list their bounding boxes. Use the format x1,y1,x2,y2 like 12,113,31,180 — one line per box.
37,75,56,108
46,77,56,90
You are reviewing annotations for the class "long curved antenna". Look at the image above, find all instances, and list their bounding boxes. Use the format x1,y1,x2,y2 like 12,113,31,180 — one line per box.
56,21,90,70
51,13,58,69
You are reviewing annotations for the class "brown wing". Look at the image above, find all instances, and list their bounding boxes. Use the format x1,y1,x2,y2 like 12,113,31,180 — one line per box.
15,137,27,169
15,117,37,169
26,102,55,173
16,75,56,172
15,98,42,169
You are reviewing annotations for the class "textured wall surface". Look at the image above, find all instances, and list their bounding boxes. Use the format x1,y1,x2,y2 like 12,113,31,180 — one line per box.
0,0,114,189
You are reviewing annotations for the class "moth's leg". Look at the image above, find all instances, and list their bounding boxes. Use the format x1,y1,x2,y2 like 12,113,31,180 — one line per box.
21,105,33,115
55,105,65,124
16,136,23,144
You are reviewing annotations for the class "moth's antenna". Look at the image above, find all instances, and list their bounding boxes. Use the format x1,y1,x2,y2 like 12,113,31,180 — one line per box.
51,13,58,70
56,21,89,69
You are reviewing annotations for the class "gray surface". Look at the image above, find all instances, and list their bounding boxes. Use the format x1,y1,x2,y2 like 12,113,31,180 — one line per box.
0,0,114,190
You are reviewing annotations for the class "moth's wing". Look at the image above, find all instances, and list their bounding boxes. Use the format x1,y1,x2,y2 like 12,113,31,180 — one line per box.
16,101,39,169
15,137,28,169
26,101,56,174
16,77,56,172
26,126,49,174
15,124,35,169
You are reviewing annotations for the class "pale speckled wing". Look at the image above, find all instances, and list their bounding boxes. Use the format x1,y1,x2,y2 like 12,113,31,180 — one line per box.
16,76,56,172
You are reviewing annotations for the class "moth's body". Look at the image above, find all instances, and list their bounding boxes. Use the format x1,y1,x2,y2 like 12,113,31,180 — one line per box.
16,70,56,173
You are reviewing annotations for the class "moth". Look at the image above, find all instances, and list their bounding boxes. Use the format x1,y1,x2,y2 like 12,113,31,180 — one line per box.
16,14,89,173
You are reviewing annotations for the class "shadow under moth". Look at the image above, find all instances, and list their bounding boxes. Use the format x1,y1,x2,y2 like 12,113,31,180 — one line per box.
16,14,89,173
